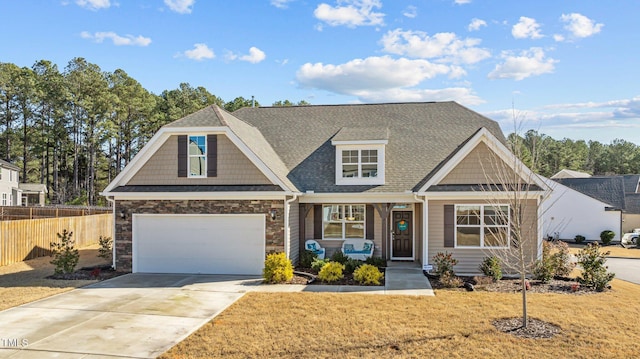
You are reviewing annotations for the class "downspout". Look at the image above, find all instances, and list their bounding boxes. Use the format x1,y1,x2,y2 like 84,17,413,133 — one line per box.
284,194,299,261
106,196,116,270
414,193,428,266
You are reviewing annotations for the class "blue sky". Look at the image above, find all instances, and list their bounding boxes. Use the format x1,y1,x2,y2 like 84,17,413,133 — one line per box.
2,0,639,144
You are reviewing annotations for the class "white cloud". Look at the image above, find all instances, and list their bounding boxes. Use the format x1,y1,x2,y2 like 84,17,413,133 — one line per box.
314,0,385,28
355,87,484,105
488,47,557,80
182,43,215,61
553,34,565,42
560,13,603,38
75,0,110,10
402,5,417,18
380,29,491,64
468,18,487,32
296,56,452,93
454,0,471,4
80,31,151,46
164,0,194,14
240,47,266,63
512,16,543,39
271,0,293,8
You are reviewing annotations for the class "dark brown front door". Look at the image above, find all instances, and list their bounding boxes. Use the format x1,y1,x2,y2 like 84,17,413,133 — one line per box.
392,211,413,258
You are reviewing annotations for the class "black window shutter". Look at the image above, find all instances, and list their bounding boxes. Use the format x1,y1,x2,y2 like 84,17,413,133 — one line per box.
366,205,374,240
314,205,322,239
444,204,454,248
207,134,217,177
177,135,187,177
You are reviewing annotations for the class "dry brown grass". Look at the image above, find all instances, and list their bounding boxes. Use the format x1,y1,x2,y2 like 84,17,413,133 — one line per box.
161,279,640,359
0,245,107,310
569,244,640,258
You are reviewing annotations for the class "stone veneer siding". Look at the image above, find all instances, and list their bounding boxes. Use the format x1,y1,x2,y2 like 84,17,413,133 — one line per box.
114,199,285,272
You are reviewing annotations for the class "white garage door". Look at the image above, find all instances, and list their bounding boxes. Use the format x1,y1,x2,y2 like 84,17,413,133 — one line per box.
132,214,265,275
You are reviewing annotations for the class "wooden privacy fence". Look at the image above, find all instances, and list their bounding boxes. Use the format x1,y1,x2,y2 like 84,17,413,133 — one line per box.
0,214,114,267
0,206,111,221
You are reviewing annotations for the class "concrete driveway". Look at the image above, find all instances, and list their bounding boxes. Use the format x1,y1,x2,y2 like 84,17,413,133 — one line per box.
607,257,640,285
0,273,263,358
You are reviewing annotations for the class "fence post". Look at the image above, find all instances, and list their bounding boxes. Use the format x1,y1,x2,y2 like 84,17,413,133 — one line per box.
30,208,33,220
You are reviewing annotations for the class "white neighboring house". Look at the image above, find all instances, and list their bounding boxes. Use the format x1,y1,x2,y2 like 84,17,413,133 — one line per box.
0,159,21,206
543,177,621,242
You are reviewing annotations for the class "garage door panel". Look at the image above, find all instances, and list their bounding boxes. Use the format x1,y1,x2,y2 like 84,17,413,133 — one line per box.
133,214,265,275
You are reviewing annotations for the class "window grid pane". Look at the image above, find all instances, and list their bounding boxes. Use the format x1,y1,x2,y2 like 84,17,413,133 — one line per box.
455,205,509,248
322,204,365,239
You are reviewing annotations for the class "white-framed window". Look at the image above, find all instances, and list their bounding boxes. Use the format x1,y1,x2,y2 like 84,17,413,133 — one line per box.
1,193,6,206
455,204,510,248
322,204,365,240
334,144,385,185
188,135,206,177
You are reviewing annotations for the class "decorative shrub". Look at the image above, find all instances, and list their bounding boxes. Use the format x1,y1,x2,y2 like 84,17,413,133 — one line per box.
318,261,345,283
533,241,576,283
365,256,387,269
577,243,615,291
353,264,384,285
551,241,575,277
330,250,349,264
600,230,615,245
299,250,317,268
439,271,463,288
432,252,458,277
50,229,80,275
479,256,503,281
97,235,113,262
263,252,294,283
574,234,586,244
344,258,363,274
311,258,328,272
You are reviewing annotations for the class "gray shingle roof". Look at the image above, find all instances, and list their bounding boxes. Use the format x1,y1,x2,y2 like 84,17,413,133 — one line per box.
623,174,640,193
112,185,283,192
0,159,19,171
233,102,505,193
332,127,389,142
554,177,626,209
164,106,225,127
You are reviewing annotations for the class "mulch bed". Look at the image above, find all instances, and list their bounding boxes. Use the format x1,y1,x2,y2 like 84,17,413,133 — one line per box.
47,264,126,281
492,317,562,339
291,267,385,286
427,274,602,295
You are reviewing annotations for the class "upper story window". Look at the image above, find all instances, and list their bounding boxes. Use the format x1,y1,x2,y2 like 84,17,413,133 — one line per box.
455,204,510,248
334,145,385,185
342,149,378,178
188,135,206,177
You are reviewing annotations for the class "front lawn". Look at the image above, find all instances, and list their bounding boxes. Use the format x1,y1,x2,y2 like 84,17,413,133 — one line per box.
569,243,640,258
0,245,107,311
160,279,640,358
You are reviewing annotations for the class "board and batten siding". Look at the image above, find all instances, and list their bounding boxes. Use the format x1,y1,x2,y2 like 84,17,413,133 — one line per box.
288,197,300,264
439,142,520,185
303,205,383,258
127,134,273,186
428,199,539,274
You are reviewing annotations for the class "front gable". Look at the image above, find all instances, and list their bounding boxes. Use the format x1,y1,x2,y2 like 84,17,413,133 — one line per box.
127,133,273,186
419,128,547,193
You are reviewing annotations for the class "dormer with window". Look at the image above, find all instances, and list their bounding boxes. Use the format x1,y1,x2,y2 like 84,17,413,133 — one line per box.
332,127,387,185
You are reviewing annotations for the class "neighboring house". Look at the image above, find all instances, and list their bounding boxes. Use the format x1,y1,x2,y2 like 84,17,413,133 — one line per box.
546,174,640,241
0,159,21,206
550,169,591,179
543,178,622,242
18,183,48,206
101,102,547,275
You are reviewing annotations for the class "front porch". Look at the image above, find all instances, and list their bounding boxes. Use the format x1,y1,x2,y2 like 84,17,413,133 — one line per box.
299,202,425,264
